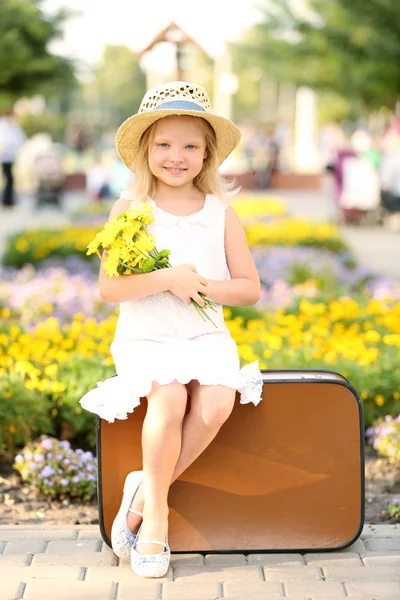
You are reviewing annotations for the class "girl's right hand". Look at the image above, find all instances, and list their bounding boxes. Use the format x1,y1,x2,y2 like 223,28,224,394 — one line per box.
168,264,208,307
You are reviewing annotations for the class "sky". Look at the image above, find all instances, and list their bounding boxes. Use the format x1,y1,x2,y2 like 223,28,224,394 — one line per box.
44,0,264,70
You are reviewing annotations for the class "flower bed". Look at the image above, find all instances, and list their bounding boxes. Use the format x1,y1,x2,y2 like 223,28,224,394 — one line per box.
1,293,399,456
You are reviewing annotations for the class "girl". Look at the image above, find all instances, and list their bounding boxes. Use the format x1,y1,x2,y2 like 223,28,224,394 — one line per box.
79,81,263,578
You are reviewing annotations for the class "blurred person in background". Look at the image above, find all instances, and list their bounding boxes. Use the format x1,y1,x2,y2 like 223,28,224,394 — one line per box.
0,108,26,209
330,128,380,225
86,153,112,201
379,130,400,216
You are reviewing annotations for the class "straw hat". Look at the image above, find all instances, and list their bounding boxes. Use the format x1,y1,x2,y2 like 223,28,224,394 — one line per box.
115,81,241,172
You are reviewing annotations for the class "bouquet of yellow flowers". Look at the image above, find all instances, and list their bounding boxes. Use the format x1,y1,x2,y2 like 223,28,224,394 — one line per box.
86,202,218,326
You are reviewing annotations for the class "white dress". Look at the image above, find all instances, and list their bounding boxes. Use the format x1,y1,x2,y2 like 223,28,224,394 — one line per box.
79,193,263,423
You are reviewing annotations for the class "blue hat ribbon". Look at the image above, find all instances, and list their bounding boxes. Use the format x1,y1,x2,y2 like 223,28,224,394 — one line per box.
153,100,206,112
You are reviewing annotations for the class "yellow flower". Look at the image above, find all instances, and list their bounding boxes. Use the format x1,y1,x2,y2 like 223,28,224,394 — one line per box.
44,364,59,377
50,381,66,393
134,231,156,254
121,221,142,246
382,334,400,346
364,330,381,343
9,424,16,433
375,394,385,406
126,202,154,224
24,380,36,390
393,392,399,400
103,248,120,277
15,238,29,253
112,238,132,262
95,218,122,247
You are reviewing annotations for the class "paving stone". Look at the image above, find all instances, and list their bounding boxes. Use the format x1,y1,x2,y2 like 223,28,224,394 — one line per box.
323,565,400,582
223,581,284,598
362,525,400,537
0,580,25,600
85,564,173,583
361,552,400,566
339,539,366,553
344,597,400,600
263,566,322,581
45,539,101,554
248,553,305,566
3,540,46,555
0,554,31,567
174,565,263,582
204,554,246,566
0,565,81,581
304,552,363,566
363,538,400,552
31,552,117,567
361,525,376,539
76,530,103,540
170,553,204,567
116,581,161,599
101,542,115,554
284,579,346,597
162,581,222,600
22,580,115,600
345,581,400,597
0,530,77,541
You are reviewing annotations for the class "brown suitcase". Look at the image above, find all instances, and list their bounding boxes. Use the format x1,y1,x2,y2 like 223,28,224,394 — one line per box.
97,369,364,553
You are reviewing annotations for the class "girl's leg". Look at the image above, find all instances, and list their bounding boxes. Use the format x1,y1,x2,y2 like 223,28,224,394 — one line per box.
133,380,187,555
128,383,235,532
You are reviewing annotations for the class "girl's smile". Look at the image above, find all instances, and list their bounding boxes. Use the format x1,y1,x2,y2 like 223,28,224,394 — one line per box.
163,167,188,175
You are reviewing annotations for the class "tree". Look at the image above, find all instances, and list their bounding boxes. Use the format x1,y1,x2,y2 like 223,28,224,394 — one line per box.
0,0,75,105
238,0,400,113
85,45,146,131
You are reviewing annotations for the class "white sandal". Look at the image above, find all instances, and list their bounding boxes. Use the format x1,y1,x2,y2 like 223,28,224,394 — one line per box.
111,470,144,559
130,523,170,578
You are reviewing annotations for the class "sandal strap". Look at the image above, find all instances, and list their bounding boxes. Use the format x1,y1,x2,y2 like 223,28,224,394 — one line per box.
128,508,143,516
136,539,166,547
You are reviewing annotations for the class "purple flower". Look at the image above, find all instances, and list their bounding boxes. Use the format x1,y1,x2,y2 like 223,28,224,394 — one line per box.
82,451,94,462
60,478,69,486
40,465,55,478
72,475,80,483
14,454,23,463
34,454,45,462
40,439,53,450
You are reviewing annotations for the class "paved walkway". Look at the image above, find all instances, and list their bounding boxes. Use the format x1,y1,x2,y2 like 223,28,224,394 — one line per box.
0,524,399,599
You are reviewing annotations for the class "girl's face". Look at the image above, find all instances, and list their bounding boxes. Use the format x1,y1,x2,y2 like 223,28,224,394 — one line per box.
148,116,208,190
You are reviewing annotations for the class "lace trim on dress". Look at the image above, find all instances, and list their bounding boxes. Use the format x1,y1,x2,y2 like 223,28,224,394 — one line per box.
79,360,263,423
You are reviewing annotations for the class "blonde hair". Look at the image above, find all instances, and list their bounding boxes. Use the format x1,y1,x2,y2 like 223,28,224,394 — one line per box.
129,116,236,202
